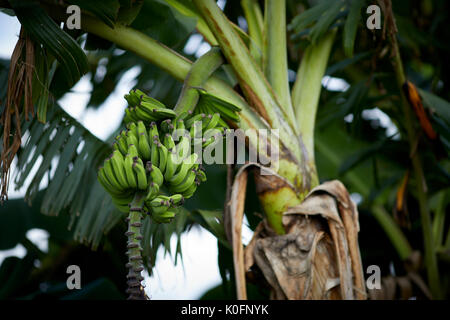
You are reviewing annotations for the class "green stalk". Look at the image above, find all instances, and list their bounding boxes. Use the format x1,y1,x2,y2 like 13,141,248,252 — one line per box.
388,30,440,299
174,47,224,115
432,190,447,248
192,0,302,164
263,0,297,133
126,193,146,300
164,0,218,45
372,205,413,260
241,0,263,64
292,31,336,161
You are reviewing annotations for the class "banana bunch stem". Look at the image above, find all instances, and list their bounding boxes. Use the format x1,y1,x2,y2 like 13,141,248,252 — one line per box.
174,47,224,116
125,193,147,300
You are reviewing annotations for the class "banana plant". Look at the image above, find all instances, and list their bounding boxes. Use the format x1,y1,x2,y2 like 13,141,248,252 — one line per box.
1,0,449,300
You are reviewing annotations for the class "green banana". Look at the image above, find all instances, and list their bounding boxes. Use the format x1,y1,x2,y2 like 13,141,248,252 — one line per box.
135,106,158,122
196,169,207,182
128,144,139,158
126,130,138,147
205,113,220,131
127,122,138,136
145,182,160,201
110,150,129,189
132,160,148,190
124,154,138,189
169,153,198,185
103,158,124,191
124,91,141,107
98,167,122,196
161,119,174,133
185,113,205,129
182,182,197,199
163,133,175,150
168,194,184,206
170,169,196,193
151,208,176,224
138,132,151,160
146,162,164,187
158,142,168,174
164,150,177,181
150,141,159,167
116,132,128,155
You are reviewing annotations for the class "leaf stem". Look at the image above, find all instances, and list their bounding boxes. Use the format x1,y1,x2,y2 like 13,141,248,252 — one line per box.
372,205,413,260
241,0,263,64
263,0,297,133
292,31,336,160
192,0,302,163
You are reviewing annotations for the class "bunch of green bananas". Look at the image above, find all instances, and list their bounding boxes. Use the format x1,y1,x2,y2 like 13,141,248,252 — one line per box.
98,88,240,223
123,89,177,123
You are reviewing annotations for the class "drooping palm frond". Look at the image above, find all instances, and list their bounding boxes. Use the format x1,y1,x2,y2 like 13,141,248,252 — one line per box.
11,101,117,249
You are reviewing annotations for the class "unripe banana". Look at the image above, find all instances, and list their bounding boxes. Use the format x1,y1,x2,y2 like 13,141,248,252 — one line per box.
164,150,177,181
196,168,207,182
132,160,148,190
163,133,175,150
138,133,151,160
124,154,137,189
103,158,124,191
158,142,168,174
128,144,139,158
140,102,176,120
150,141,159,167
145,162,164,187
134,89,166,108
185,113,205,129
124,107,139,123
148,122,159,142
125,91,141,107
205,113,220,131
145,182,160,201
170,169,196,193
127,122,138,136
168,194,184,206
151,208,176,224
169,153,198,185
135,106,158,122
182,182,197,199
126,131,139,148
98,167,121,196
161,119,174,133
110,150,129,189
116,132,128,155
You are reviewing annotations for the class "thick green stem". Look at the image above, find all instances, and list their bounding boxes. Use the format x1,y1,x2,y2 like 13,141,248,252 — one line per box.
164,0,218,45
432,190,447,248
193,0,302,164
126,193,146,300
292,31,336,161
263,0,297,132
388,30,440,299
372,205,413,260
174,47,224,115
241,0,263,64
